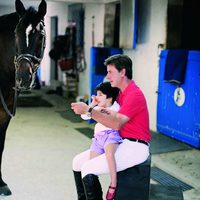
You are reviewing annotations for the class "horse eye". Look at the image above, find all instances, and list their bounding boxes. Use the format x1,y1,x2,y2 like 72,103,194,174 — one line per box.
30,29,35,34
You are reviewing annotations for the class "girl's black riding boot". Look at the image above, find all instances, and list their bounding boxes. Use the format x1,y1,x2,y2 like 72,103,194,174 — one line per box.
82,174,103,200
73,171,86,200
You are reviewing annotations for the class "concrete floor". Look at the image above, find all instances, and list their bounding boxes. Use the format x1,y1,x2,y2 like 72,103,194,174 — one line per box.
1,88,200,200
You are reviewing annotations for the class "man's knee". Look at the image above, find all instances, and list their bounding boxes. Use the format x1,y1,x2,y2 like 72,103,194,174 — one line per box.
72,155,82,171
81,162,91,178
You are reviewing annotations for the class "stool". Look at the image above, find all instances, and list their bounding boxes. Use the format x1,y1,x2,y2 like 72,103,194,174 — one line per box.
115,156,151,200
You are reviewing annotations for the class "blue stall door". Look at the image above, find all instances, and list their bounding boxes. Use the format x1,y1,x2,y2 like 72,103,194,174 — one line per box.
157,50,200,148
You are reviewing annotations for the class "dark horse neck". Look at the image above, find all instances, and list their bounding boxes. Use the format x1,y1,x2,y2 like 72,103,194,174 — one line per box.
0,12,19,88
0,13,19,195
0,12,19,32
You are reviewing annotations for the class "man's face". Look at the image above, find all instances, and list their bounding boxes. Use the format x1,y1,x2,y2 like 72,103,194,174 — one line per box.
106,64,121,88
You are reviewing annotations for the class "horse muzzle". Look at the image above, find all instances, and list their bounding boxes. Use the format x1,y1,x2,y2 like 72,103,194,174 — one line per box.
14,54,40,91
15,61,35,90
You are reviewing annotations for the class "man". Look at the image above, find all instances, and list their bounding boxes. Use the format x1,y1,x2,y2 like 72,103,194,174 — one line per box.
71,54,151,200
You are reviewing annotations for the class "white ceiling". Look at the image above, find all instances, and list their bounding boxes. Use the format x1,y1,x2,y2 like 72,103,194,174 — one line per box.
0,0,117,7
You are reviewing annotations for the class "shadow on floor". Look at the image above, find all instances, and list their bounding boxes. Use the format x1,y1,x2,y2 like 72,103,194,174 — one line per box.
150,131,192,154
17,95,53,107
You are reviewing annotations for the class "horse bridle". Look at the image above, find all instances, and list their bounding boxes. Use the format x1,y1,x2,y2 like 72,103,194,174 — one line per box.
0,20,46,118
14,53,42,89
14,20,46,90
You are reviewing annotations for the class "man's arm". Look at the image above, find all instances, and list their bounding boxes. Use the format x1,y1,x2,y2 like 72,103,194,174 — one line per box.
71,102,129,130
92,106,129,130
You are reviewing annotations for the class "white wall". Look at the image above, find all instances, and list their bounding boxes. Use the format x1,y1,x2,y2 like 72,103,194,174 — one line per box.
41,2,69,86
124,0,167,131
78,3,105,97
0,6,14,14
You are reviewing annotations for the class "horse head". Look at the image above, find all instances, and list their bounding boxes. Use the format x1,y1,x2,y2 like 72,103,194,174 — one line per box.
14,0,47,90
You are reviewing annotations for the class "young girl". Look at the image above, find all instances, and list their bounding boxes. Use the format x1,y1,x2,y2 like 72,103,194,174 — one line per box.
81,82,122,200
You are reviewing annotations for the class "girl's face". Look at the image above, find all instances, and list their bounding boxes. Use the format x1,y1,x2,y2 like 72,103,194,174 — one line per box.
96,90,112,108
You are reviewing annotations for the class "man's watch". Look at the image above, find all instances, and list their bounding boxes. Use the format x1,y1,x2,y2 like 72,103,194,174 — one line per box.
86,106,95,118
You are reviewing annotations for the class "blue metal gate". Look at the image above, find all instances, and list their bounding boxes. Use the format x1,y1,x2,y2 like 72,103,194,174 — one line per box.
157,50,200,148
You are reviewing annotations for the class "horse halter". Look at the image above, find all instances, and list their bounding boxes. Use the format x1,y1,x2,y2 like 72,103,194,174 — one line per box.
14,20,46,90
14,53,42,89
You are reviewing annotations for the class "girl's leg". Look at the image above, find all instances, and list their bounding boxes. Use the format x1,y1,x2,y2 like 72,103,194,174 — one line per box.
90,151,101,159
104,143,118,189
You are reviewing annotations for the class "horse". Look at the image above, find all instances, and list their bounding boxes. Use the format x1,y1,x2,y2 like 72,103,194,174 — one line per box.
0,0,46,195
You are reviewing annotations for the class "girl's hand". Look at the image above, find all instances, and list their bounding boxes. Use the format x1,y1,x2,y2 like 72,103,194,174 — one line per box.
90,95,98,107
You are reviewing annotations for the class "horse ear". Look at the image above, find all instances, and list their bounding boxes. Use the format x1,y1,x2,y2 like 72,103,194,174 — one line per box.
15,0,26,17
38,0,47,19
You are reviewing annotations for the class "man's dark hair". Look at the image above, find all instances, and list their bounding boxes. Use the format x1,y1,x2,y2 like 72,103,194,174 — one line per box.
95,82,119,104
104,54,132,79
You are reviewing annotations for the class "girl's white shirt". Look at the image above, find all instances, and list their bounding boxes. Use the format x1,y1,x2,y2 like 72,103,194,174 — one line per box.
81,101,120,133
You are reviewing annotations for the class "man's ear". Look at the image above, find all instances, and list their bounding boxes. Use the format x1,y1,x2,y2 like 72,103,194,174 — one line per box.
120,68,126,77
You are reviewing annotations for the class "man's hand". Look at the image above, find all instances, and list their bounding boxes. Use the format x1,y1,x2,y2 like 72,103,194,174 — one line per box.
71,102,89,115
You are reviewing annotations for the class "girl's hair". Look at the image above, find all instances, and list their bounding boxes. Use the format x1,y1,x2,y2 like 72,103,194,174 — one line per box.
95,82,119,104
